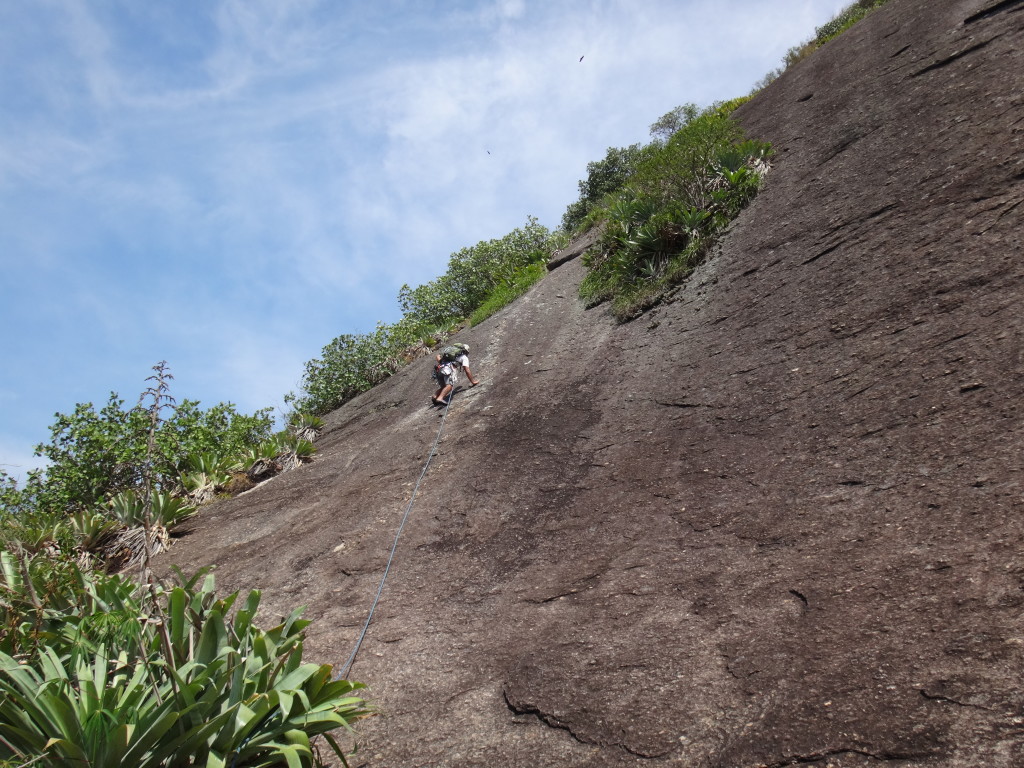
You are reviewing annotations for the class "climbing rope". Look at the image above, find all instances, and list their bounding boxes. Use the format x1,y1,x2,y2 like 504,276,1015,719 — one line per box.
230,394,454,768
335,393,453,679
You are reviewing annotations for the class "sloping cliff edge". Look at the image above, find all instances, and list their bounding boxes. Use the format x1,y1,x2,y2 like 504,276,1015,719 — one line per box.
161,0,1024,765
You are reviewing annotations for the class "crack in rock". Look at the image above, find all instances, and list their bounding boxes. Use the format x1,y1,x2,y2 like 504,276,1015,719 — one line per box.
502,689,670,759
920,688,996,712
764,746,935,766
911,36,1002,77
964,0,1024,25
789,589,810,608
818,124,883,167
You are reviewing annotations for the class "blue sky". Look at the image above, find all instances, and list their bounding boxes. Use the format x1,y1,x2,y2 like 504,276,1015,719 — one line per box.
0,0,848,483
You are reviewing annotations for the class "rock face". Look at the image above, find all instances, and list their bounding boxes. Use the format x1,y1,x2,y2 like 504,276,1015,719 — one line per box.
160,0,1024,765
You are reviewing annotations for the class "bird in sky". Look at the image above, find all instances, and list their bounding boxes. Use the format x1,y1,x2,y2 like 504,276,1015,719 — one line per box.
579,55,584,62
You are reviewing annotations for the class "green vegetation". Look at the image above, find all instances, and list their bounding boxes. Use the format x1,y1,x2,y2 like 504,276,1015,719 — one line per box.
0,560,369,767
12,362,322,526
285,321,421,419
1,365,319,575
469,261,548,326
755,0,890,89
31,393,274,517
560,0,889,321
815,0,889,42
1,366,366,767
398,217,554,330
561,144,646,234
569,100,770,320
288,0,887,409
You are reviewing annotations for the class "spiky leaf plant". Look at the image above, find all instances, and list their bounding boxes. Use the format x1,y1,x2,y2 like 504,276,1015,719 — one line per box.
107,491,194,530
271,434,316,474
102,490,196,571
180,452,237,506
0,567,370,768
288,413,324,443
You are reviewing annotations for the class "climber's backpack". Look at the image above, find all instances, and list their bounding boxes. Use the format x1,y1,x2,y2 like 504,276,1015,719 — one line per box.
439,344,468,363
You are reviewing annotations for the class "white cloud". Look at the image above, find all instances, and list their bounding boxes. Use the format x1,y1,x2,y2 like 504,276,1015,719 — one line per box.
479,0,526,25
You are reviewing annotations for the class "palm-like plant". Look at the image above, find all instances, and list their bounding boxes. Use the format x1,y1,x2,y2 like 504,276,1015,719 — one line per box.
103,491,196,571
288,413,324,443
179,452,237,506
243,440,282,483
69,511,120,553
271,434,316,474
676,206,710,234
0,549,139,659
578,108,773,320
0,568,370,767
106,491,194,530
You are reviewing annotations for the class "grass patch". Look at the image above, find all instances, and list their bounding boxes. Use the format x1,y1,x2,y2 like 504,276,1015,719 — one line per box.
470,261,547,326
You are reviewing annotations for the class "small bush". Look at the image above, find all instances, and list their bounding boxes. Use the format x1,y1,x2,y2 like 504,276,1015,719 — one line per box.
286,320,420,416
398,216,554,329
28,395,274,517
561,144,649,234
815,0,887,44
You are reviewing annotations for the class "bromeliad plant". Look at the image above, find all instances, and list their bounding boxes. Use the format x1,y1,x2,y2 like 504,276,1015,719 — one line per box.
99,490,198,571
0,544,154,663
270,434,316,474
180,452,239,506
1,364,365,767
578,102,771,320
0,566,370,768
288,413,324,444
107,490,196,531
237,432,319,483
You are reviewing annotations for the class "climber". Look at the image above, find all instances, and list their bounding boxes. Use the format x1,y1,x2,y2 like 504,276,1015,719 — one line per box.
432,343,479,406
